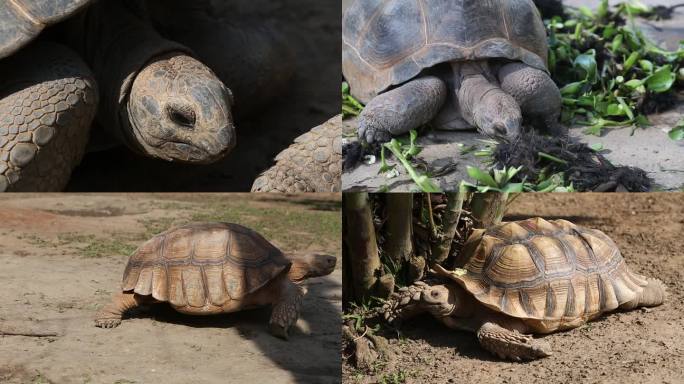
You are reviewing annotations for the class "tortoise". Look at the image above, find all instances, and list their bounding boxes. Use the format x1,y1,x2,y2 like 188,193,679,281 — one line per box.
95,222,337,339
251,115,343,193
0,0,291,191
342,0,565,144
382,218,667,360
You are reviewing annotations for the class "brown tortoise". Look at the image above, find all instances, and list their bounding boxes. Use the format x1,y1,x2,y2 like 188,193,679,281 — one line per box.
95,222,336,339
342,0,564,144
382,218,667,360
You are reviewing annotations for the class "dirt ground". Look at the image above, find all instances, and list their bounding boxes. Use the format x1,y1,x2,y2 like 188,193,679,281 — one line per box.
342,193,684,384
66,0,340,191
0,193,341,384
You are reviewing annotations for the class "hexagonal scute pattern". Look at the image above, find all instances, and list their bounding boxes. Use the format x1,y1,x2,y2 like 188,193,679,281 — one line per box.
0,43,97,191
251,115,342,192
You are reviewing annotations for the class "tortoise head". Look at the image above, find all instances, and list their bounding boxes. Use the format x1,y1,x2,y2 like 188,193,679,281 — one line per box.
126,53,236,163
285,253,337,282
418,284,459,318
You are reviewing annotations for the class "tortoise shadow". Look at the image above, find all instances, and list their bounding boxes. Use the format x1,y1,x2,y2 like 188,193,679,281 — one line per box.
124,273,342,383
389,312,620,364
385,314,501,362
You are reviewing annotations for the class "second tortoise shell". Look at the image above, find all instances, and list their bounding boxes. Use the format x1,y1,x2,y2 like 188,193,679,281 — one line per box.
121,222,291,309
446,218,648,331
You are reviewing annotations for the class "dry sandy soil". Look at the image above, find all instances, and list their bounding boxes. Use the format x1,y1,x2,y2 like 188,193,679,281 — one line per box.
66,0,340,191
343,193,684,384
0,193,341,384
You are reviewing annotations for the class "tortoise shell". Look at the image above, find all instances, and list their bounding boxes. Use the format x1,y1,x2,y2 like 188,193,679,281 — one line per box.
0,0,92,59
342,0,549,103
449,218,647,331
121,222,291,309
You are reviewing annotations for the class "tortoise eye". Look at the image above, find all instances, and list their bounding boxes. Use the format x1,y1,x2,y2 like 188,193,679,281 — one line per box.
431,290,440,298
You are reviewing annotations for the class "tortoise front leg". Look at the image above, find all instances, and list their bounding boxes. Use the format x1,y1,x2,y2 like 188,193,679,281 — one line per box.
475,322,552,361
381,281,455,324
94,292,145,329
0,43,97,192
497,62,565,137
358,76,447,144
269,279,305,340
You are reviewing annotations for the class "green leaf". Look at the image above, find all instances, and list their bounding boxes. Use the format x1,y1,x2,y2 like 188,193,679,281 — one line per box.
605,103,625,116
538,152,569,165
597,0,609,19
623,79,644,89
646,65,675,93
669,126,684,141
611,34,624,52
616,97,635,121
669,120,684,141
560,81,585,96
466,166,498,188
501,183,525,193
584,123,604,136
589,143,604,151
639,60,653,73
635,115,651,127
574,50,597,83
623,51,639,71
579,6,594,18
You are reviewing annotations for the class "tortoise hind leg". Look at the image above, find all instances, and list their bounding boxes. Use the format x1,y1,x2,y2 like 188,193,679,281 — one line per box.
358,76,446,144
269,279,305,340
476,322,552,361
0,42,97,191
620,277,667,310
94,292,145,329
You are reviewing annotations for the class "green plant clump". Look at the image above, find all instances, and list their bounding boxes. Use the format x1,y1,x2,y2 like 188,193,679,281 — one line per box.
546,0,683,135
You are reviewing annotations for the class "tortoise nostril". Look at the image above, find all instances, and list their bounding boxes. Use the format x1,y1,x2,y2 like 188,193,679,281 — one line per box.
493,123,507,136
167,104,196,128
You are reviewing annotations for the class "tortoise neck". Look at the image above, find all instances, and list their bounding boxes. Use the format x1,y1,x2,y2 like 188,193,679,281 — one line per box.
286,260,310,282
447,285,476,318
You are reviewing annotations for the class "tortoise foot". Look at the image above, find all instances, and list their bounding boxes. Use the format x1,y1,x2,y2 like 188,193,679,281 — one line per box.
477,322,552,361
94,317,122,329
268,323,289,340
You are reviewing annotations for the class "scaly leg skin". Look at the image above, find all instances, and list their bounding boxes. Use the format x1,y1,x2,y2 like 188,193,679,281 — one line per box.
269,279,305,340
620,277,668,310
358,76,446,144
454,61,522,139
251,116,341,193
0,43,97,192
476,322,552,361
94,292,144,329
497,62,566,137
381,281,438,323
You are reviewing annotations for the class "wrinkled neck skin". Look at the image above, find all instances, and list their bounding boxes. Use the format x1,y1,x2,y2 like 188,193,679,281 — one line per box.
445,284,476,318
68,0,235,163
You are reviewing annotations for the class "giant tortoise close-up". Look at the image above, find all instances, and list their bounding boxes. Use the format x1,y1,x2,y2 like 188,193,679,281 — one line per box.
342,0,564,144
0,0,340,192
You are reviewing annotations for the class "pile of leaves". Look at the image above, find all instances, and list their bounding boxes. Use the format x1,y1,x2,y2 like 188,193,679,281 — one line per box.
546,0,684,135
491,132,652,192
